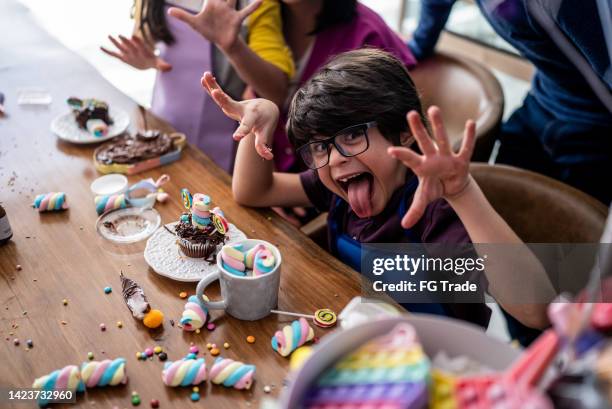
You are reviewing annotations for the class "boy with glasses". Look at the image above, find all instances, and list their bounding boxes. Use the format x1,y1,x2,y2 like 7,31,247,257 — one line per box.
201,48,554,330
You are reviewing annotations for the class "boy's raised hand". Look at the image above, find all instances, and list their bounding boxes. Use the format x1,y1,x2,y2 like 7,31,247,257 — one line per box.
101,35,172,72
168,0,262,54
201,72,278,160
388,106,475,229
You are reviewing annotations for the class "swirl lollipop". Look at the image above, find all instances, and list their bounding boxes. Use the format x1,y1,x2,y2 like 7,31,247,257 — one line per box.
270,308,337,328
181,188,192,211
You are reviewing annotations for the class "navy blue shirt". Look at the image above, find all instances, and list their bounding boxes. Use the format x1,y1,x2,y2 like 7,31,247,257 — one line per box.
409,0,612,126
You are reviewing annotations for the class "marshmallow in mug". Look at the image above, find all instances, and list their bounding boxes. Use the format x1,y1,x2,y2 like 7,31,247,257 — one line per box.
220,243,276,277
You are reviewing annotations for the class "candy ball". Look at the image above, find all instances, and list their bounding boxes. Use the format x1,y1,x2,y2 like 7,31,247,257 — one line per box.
223,342,230,349
87,352,94,360
104,286,112,294
117,321,123,328
206,323,216,331
154,346,163,354
13,338,19,346
145,348,154,357
100,323,106,331
189,346,199,354
143,309,164,329
186,353,197,360
210,348,220,356
158,352,168,361
62,299,68,306
150,399,159,408
246,335,255,344
190,392,200,402
26,339,34,348
179,292,187,299
263,385,271,393
192,387,199,393
131,395,141,406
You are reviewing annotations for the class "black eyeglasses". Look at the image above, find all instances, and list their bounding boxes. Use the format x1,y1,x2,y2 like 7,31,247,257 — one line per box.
296,122,377,170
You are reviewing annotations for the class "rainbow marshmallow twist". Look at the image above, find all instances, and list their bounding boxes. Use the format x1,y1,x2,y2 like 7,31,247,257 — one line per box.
180,295,208,331
221,244,276,277
162,358,207,387
209,357,256,390
94,193,128,215
271,318,315,357
191,193,212,229
32,192,69,212
32,365,85,406
80,358,127,388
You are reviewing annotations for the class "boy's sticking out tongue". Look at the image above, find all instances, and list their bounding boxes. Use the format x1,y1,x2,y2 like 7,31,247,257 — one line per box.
347,173,373,218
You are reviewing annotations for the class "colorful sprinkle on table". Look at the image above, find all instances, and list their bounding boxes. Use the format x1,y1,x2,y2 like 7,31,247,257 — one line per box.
246,335,255,344
104,286,112,294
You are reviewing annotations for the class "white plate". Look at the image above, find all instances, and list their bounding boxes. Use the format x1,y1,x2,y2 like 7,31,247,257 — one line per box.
51,107,130,144
96,207,161,244
279,315,521,409
144,222,248,282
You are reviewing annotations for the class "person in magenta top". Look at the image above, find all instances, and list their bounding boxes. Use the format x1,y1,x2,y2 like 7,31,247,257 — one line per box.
273,1,417,172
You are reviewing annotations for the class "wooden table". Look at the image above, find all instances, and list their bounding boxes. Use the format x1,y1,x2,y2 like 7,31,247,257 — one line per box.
0,1,362,407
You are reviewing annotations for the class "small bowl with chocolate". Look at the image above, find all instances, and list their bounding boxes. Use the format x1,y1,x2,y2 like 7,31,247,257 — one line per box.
93,129,186,175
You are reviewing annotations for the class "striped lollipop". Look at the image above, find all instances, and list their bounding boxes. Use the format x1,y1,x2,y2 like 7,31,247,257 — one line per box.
209,357,256,390
162,358,207,387
32,365,85,406
80,358,127,388
271,318,315,357
32,192,69,212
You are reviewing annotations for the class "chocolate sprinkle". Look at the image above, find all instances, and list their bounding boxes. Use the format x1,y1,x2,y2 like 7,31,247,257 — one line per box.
120,272,150,320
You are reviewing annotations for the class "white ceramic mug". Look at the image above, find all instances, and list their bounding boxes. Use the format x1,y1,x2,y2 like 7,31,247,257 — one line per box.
196,239,281,321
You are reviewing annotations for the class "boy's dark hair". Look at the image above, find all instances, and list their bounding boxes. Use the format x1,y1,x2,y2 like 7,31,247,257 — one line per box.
287,48,425,148
135,0,175,45
281,0,357,35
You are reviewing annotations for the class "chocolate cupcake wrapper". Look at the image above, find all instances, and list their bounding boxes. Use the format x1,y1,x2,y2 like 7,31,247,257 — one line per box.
178,238,207,259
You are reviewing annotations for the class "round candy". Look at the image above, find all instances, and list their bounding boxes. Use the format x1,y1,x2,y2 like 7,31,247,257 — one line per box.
104,286,112,294
158,352,168,361
289,346,313,371
246,335,255,344
100,323,106,331
189,346,199,354
87,352,94,360
181,188,192,211
179,291,187,299
26,339,34,348
186,353,197,360
143,309,164,329
131,394,141,406
190,392,200,402
313,309,337,328
154,346,163,354
150,399,159,408
207,323,216,331
145,348,154,357
210,348,220,356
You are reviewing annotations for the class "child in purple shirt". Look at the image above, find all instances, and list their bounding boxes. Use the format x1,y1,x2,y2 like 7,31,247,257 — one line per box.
201,48,554,330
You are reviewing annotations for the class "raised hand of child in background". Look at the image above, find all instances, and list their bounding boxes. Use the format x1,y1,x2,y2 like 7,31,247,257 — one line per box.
101,35,172,72
201,72,278,160
388,106,475,229
168,0,262,54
